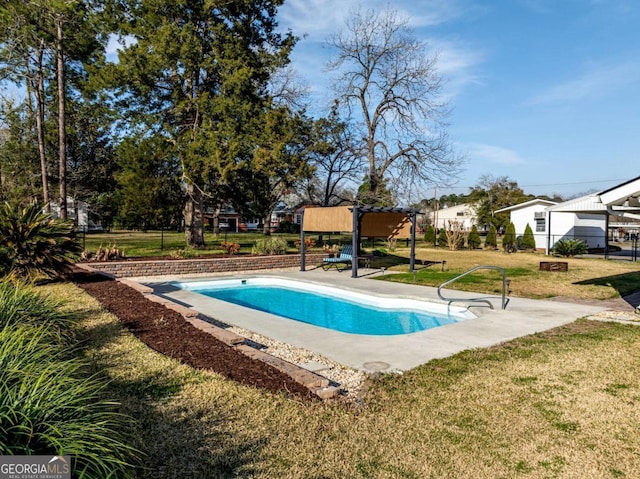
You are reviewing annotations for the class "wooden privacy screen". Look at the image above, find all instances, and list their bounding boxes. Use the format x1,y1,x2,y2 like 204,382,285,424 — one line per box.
302,206,412,239
302,206,352,232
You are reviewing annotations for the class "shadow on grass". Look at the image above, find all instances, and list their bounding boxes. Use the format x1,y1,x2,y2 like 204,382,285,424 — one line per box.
574,271,640,306
76,312,270,478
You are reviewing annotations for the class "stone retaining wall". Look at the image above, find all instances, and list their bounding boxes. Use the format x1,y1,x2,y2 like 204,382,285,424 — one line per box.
82,253,328,278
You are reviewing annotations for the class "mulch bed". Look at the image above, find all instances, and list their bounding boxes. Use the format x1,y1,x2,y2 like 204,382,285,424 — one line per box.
72,271,315,400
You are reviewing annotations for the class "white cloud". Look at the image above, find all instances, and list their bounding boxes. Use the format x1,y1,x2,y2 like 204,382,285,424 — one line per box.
429,39,485,98
279,1,483,103
467,143,528,166
278,0,466,42
527,61,640,106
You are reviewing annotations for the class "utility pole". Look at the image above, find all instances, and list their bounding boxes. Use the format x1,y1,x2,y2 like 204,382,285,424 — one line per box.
433,186,438,247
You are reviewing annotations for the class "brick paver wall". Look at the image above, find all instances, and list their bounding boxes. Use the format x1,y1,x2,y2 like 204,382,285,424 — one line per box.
82,253,328,278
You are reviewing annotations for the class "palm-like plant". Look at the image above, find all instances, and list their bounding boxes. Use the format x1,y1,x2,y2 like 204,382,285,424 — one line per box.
0,202,81,280
553,238,588,257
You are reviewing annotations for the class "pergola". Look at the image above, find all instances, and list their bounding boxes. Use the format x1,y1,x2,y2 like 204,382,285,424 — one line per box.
299,205,418,278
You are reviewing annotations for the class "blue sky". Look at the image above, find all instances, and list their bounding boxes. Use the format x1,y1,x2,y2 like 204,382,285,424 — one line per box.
277,0,639,200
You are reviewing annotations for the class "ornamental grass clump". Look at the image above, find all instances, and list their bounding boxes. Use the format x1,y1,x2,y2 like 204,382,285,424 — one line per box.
0,280,71,332
0,281,138,478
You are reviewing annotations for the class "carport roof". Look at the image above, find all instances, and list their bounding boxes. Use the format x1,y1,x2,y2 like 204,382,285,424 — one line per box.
545,194,608,214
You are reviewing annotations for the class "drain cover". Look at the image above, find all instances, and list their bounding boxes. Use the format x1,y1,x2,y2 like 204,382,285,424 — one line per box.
363,361,390,371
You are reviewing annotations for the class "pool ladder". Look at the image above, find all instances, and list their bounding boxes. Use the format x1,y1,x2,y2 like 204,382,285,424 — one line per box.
437,265,511,310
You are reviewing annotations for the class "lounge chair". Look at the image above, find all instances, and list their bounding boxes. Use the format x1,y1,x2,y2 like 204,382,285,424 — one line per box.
322,244,353,271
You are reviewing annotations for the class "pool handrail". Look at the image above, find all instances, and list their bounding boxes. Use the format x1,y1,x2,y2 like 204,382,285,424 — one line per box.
437,265,510,310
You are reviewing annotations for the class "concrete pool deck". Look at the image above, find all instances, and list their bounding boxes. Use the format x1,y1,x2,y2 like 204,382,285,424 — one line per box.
138,269,612,372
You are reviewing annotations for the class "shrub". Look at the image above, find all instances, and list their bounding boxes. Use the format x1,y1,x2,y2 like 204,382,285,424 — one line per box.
277,220,300,234
83,243,125,261
502,222,517,253
553,238,588,257
485,225,498,249
252,236,288,255
467,225,481,249
437,228,448,247
0,202,81,280
521,223,536,250
295,238,316,250
170,247,196,259
221,241,240,255
423,224,436,245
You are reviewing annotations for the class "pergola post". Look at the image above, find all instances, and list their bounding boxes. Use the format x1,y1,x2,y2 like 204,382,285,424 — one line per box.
351,206,359,278
410,211,416,272
300,209,306,271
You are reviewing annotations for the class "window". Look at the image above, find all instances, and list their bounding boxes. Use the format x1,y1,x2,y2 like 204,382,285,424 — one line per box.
456,212,465,217
536,218,545,232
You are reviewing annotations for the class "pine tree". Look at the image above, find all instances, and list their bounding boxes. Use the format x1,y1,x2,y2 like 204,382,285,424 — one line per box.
522,223,536,250
107,0,298,246
485,225,498,249
468,225,481,249
437,228,448,247
424,224,436,245
503,222,517,253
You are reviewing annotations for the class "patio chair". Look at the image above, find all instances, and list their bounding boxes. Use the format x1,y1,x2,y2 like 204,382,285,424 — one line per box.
322,244,353,271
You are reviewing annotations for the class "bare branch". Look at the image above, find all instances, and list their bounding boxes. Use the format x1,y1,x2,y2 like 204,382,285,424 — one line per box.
327,6,464,205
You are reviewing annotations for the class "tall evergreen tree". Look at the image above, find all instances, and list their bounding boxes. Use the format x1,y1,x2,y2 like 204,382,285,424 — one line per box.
468,224,481,249
485,224,498,250
106,0,297,246
503,222,517,253
522,223,536,250
0,0,107,214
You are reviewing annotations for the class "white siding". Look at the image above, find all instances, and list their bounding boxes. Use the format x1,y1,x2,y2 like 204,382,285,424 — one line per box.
508,204,548,250
434,204,477,230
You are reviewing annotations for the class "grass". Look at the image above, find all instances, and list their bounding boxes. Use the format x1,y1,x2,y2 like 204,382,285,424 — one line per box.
373,246,640,300
44,282,640,478
0,281,138,477
79,231,640,301
79,230,321,257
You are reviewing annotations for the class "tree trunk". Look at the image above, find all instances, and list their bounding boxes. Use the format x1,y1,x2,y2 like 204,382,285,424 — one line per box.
211,205,221,237
56,16,67,219
35,46,49,211
184,183,205,247
262,216,271,235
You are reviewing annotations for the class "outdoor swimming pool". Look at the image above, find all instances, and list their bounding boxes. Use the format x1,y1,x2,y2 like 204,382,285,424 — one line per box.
175,278,475,336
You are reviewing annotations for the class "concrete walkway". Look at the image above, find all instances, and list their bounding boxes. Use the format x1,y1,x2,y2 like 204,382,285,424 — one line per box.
140,268,613,372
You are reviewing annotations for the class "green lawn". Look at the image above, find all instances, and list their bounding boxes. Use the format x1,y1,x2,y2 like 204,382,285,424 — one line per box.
46,244,640,477
48,282,640,479
79,229,355,257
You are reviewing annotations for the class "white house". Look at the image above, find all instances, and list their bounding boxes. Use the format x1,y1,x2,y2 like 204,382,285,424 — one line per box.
433,203,477,230
544,194,610,251
495,199,557,250
49,197,89,231
497,195,609,252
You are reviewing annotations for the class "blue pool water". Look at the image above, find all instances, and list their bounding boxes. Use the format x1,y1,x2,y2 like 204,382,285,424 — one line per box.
180,280,465,336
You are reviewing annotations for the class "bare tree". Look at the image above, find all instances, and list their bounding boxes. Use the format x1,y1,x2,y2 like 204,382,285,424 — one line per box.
304,104,362,206
327,7,462,204
444,220,467,251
